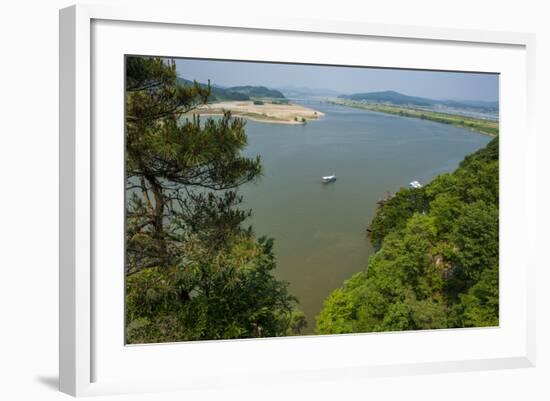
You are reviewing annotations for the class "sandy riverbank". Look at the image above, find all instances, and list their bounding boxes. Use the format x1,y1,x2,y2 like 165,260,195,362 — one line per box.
187,101,325,125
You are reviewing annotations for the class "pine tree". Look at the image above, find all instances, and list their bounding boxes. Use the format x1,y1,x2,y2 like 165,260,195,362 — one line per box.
124,57,303,343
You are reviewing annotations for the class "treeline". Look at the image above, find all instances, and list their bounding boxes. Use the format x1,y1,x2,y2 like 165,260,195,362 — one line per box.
125,57,305,343
316,137,499,333
329,99,499,137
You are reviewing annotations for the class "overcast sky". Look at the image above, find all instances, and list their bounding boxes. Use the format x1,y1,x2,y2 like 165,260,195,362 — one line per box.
174,58,498,102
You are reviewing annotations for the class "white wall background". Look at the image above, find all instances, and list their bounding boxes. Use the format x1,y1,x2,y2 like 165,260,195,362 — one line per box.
0,0,547,399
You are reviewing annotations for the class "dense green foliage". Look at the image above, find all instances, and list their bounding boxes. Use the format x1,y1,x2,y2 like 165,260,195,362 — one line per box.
126,235,306,342
125,56,304,343
125,56,498,342
317,137,499,333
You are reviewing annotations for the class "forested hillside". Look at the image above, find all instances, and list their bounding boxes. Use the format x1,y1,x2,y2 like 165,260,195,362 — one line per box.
176,78,285,102
338,90,499,113
316,137,499,333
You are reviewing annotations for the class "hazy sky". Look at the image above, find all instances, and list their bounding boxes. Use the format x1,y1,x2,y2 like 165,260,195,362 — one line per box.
175,58,498,102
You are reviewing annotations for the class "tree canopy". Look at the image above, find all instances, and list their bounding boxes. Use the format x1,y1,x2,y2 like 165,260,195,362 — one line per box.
317,137,499,333
125,56,304,343
124,56,498,342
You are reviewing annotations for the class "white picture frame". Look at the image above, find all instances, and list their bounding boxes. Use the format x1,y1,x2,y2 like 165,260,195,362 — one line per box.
59,4,536,397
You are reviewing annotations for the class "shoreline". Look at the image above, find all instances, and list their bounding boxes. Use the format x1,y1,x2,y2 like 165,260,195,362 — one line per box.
186,100,325,125
327,99,498,137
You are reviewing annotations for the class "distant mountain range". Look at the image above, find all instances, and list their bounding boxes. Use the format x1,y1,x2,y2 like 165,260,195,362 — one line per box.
277,86,342,97
338,90,498,112
227,85,285,99
177,78,285,101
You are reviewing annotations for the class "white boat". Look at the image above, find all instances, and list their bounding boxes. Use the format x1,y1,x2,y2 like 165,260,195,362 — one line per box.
409,180,422,189
322,174,337,183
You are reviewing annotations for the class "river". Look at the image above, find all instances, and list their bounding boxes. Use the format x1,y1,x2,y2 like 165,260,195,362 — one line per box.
240,100,492,333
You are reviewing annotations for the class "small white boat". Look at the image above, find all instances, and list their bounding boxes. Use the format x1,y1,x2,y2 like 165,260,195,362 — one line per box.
322,174,337,183
409,180,422,189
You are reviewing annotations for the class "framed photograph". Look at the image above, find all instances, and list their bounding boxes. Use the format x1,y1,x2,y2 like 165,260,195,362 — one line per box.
59,4,536,396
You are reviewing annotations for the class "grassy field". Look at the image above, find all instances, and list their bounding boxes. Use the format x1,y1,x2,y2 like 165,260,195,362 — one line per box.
328,99,499,137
